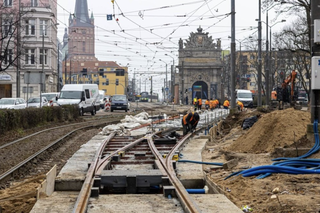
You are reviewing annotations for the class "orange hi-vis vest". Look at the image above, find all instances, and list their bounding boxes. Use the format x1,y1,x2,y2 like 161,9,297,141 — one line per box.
198,98,202,105
183,112,194,125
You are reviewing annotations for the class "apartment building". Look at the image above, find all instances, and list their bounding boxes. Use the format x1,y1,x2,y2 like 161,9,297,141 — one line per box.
0,0,58,99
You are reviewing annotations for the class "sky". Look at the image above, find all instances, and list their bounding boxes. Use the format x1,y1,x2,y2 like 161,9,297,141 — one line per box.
56,0,288,94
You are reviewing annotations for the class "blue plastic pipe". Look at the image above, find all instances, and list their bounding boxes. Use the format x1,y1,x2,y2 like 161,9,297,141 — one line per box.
186,189,206,194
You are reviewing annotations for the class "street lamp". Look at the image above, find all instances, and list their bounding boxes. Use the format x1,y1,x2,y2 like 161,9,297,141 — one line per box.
159,59,168,102
165,53,175,101
228,36,252,89
268,20,286,100
264,0,286,105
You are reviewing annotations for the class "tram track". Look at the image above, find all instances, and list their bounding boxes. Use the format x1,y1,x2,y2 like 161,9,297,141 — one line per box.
73,126,203,213
0,116,123,186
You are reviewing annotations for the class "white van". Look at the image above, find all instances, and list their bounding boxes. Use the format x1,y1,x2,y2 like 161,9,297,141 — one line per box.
57,84,100,115
236,89,253,107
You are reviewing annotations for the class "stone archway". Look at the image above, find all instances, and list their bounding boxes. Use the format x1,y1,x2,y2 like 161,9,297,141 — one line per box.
192,81,208,100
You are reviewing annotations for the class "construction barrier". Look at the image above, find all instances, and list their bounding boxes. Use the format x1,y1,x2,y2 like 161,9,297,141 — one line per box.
105,101,111,111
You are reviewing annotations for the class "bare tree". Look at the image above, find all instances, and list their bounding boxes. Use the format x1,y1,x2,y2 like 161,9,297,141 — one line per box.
0,4,27,73
273,15,310,99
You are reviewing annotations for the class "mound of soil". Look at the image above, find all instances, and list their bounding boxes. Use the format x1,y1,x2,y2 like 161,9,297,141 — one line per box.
226,108,311,153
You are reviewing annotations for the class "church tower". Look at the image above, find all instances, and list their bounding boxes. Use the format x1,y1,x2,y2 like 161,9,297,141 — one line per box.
68,0,96,61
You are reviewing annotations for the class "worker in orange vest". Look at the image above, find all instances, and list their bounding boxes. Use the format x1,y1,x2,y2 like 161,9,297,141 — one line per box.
182,112,200,135
193,97,198,111
209,98,215,111
223,99,230,109
205,99,210,110
198,98,202,111
215,99,220,108
237,100,244,111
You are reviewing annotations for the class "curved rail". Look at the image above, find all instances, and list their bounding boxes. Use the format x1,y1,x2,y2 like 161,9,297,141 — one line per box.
147,133,201,213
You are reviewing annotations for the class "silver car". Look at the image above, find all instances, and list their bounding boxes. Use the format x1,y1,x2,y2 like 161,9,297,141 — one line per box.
27,97,49,108
0,98,27,109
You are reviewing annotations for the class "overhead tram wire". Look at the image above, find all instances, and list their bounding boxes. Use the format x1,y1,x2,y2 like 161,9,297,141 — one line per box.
56,0,226,51
54,0,230,69
55,13,160,61
159,0,219,43
112,0,207,16
113,1,177,46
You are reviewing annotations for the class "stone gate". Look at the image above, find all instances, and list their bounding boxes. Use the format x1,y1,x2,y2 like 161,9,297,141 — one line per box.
176,27,223,105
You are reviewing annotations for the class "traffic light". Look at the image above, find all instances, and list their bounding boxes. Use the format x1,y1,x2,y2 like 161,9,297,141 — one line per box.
127,87,129,92
116,79,119,85
106,79,109,85
99,68,104,76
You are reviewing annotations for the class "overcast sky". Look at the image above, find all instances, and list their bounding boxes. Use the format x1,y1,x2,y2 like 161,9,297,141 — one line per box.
57,0,287,89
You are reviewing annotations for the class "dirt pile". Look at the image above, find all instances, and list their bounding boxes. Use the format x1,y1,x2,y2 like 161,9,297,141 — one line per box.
226,108,311,153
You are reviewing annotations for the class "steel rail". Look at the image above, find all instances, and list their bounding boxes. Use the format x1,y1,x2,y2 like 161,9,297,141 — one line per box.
73,130,169,212
147,133,202,213
0,125,95,182
72,132,116,213
0,117,114,150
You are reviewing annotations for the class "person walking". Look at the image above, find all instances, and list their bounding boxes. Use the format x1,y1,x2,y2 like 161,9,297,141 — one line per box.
185,95,188,105
223,99,230,109
181,112,200,135
198,98,202,111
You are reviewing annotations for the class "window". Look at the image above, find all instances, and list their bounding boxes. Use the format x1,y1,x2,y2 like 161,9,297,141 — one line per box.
25,49,35,65
31,0,37,7
3,49,13,64
2,19,12,35
39,49,47,65
250,55,255,60
25,20,35,35
85,89,90,98
82,41,85,52
4,0,12,7
40,20,47,35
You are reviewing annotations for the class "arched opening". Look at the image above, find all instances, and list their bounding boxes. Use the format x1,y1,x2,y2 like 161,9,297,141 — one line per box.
192,81,208,100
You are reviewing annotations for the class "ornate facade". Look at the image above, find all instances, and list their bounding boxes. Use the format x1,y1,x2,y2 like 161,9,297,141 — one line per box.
176,27,223,104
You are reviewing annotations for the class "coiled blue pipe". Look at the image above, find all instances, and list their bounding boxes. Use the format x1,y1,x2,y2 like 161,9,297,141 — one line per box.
225,120,320,180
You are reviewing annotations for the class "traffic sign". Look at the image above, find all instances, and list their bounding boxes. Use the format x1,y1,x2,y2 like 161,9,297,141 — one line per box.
165,87,169,91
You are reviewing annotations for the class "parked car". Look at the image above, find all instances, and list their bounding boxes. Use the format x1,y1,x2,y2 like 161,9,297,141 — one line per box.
42,93,59,106
0,98,27,109
27,97,49,108
110,95,129,112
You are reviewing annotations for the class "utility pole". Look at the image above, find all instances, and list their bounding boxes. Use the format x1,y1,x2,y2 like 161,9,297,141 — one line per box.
257,0,262,107
16,0,21,97
230,0,236,109
57,44,60,92
265,8,270,106
151,76,153,102
64,54,67,85
41,33,44,107
181,61,184,105
69,58,72,84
